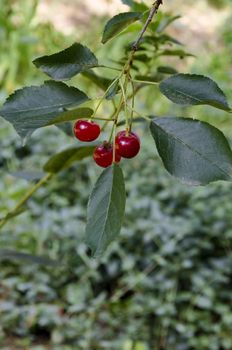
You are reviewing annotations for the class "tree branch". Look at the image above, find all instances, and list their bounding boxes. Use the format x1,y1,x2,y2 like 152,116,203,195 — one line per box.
132,0,163,51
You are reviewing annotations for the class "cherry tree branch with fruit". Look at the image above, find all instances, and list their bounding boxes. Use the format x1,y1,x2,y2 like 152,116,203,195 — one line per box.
0,0,231,257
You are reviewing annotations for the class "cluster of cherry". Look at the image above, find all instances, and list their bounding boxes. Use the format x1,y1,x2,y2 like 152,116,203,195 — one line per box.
73,120,140,168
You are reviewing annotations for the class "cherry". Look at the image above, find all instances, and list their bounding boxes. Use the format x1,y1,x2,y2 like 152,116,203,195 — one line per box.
74,120,100,142
93,142,121,168
115,130,140,159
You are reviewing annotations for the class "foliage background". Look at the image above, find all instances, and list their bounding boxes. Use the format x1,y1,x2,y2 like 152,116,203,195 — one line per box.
0,0,232,349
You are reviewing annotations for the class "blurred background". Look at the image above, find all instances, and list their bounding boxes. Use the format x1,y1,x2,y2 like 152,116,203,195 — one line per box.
0,0,232,349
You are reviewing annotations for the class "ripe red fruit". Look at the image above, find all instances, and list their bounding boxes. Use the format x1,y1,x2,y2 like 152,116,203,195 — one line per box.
93,142,121,168
74,120,100,142
115,130,140,158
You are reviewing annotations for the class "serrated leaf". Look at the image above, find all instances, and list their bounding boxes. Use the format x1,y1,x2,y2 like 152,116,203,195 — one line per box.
102,12,142,44
0,81,89,140
86,164,126,257
43,146,95,173
33,43,98,80
159,74,231,111
150,117,232,185
0,249,58,266
46,107,93,126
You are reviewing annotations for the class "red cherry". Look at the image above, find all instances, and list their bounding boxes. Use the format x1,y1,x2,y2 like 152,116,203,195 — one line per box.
93,142,121,168
74,120,100,142
115,130,140,158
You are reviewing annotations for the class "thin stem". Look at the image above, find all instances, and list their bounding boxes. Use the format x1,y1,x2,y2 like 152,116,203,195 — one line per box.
132,79,159,85
101,102,118,132
91,76,120,120
98,65,122,72
132,0,163,51
119,79,130,131
108,123,115,143
126,104,151,122
130,79,135,131
93,116,115,121
0,173,53,230
113,124,116,163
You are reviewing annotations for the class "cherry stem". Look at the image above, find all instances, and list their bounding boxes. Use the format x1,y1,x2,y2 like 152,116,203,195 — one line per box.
91,76,121,121
113,125,116,164
92,116,115,121
130,79,135,132
119,79,130,131
97,65,122,72
126,104,151,122
108,123,115,143
132,79,159,86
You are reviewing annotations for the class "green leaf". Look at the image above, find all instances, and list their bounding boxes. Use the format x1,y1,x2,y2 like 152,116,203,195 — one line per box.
144,34,182,46
159,74,231,111
81,71,120,98
0,81,89,140
158,49,194,58
33,43,98,80
156,14,181,33
105,79,120,100
150,117,232,185
56,122,73,137
82,70,111,90
0,249,58,266
102,12,142,44
43,146,95,174
134,74,164,83
86,164,126,257
157,66,178,75
46,107,93,126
